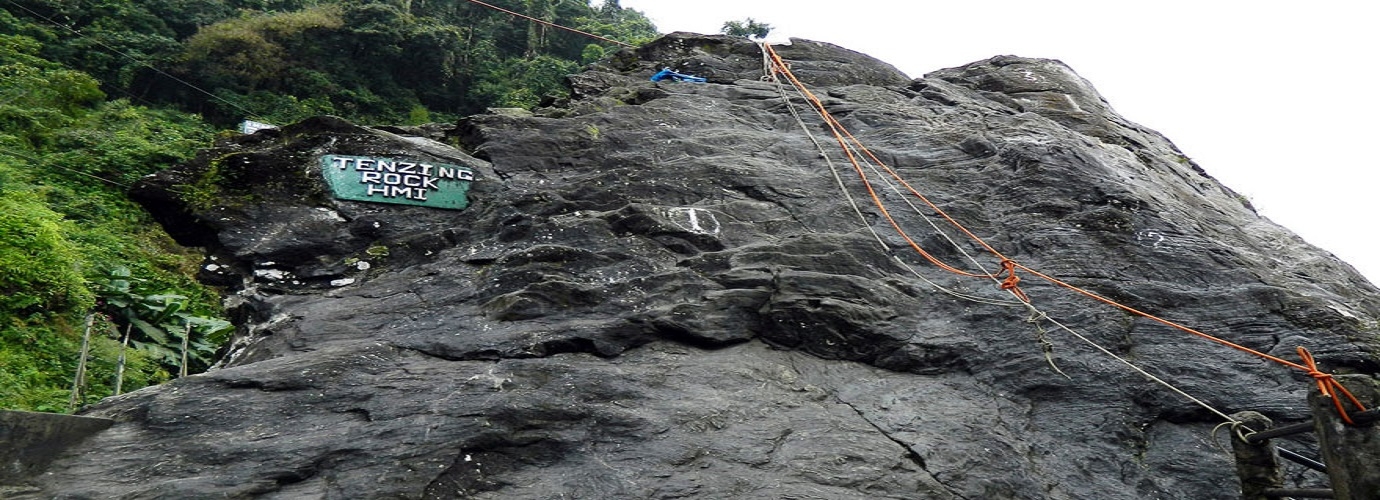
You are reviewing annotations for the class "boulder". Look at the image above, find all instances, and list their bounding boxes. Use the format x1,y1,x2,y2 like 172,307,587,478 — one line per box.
13,33,1379,499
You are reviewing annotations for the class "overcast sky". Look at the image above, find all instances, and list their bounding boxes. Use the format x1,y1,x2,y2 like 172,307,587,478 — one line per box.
619,0,1379,285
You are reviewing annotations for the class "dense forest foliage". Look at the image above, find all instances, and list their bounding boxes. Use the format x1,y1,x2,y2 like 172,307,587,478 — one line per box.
0,0,659,411
8,0,658,124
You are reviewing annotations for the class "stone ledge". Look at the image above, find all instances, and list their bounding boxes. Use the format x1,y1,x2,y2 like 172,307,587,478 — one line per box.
0,410,114,485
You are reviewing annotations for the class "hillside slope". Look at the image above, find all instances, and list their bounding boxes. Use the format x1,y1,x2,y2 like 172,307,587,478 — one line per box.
12,33,1380,499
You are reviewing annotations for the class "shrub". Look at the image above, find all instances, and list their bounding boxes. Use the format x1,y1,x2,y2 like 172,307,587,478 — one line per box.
0,191,94,317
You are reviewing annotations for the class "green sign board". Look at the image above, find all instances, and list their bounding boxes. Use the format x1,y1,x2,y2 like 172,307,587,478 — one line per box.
321,155,474,210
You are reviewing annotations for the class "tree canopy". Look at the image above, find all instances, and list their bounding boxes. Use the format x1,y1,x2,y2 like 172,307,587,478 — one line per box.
721,17,772,39
6,0,660,125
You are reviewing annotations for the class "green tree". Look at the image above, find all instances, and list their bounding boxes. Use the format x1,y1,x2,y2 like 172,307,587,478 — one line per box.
470,54,579,109
9,0,662,122
3,0,182,92
40,99,214,185
721,17,772,39
179,4,345,92
0,33,105,148
0,191,93,317
578,0,658,47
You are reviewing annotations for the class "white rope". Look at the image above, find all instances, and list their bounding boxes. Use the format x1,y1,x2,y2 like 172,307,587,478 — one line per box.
760,42,886,250
758,42,1242,428
759,42,1022,307
1037,309,1241,424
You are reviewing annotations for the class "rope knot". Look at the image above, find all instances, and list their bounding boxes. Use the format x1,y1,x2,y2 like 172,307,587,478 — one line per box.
997,259,1030,302
1297,346,1368,425
1306,367,1332,382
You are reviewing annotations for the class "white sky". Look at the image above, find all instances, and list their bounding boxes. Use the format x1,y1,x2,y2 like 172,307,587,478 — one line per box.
619,0,1380,285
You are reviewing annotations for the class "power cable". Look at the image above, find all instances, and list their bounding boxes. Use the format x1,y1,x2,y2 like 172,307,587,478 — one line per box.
1,0,265,123
0,146,130,188
461,0,635,48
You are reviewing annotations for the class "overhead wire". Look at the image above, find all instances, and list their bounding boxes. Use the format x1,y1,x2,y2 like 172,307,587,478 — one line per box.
1,0,265,123
0,146,130,188
461,0,635,48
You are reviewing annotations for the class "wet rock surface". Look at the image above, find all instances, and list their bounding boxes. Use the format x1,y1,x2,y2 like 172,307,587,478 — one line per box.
15,33,1380,499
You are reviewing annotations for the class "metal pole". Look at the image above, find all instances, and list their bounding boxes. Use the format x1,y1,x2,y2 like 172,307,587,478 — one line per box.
1277,447,1327,474
1309,374,1380,500
66,313,96,413
179,319,191,378
1231,411,1285,500
1263,488,1335,498
114,323,131,395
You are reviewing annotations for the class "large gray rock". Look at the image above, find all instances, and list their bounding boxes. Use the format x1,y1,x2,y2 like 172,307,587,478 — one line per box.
14,32,1379,499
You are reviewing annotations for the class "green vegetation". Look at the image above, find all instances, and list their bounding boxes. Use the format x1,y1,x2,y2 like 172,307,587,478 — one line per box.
720,17,771,39
0,26,223,411
1,0,661,411
95,266,231,374
8,0,658,125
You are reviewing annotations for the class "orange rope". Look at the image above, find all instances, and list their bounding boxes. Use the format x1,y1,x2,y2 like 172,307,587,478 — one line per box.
1298,347,1369,425
1014,253,1369,422
1014,264,1308,369
998,259,1029,302
763,43,1369,423
764,45,1013,283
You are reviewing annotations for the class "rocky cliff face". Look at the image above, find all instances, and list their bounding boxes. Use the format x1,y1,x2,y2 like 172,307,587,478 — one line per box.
13,33,1380,499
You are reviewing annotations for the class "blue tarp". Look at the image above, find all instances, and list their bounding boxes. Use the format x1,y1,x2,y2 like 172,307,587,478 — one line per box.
650,67,706,83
